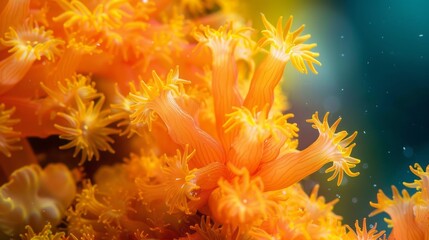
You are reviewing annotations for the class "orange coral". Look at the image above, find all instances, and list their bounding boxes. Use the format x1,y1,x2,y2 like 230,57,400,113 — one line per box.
369,163,429,239
0,0,374,239
256,112,359,190
0,21,63,95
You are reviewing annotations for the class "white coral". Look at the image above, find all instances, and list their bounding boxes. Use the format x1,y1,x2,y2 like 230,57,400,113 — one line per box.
0,163,76,237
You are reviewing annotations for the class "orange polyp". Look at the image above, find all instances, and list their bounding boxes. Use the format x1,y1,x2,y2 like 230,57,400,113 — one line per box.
346,218,386,240
128,68,225,168
223,106,298,175
244,14,321,114
256,139,334,191
370,186,424,240
137,146,201,215
209,167,269,231
256,112,360,190
0,22,64,95
192,23,249,149
243,54,287,113
147,92,225,167
211,48,242,149
54,96,120,164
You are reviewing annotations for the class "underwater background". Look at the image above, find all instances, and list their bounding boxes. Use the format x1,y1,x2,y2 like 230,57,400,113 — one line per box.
246,0,429,231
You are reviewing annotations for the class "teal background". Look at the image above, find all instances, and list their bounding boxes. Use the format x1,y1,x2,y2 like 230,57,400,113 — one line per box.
246,0,429,232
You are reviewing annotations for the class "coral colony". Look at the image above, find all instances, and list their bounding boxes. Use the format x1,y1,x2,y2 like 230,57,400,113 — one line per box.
0,0,427,239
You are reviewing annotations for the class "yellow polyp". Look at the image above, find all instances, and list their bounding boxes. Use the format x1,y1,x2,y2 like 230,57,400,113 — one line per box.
20,223,67,240
258,14,321,73
209,166,279,236
137,146,200,215
1,23,64,62
54,96,120,165
256,112,359,190
92,0,131,29
56,0,114,32
0,22,64,94
290,43,321,74
369,186,424,240
41,74,101,110
74,181,108,217
69,180,130,236
128,68,225,167
138,11,189,69
131,68,190,110
193,22,252,52
255,183,346,239
193,23,252,149
68,169,155,239
244,14,320,113
223,106,298,174
307,112,360,186
403,163,429,199
345,218,386,240
304,184,341,221
400,163,429,238
53,0,97,31
223,107,265,139
53,0,151,61
275,185,345,239
225,107,298,142
0,104,22,158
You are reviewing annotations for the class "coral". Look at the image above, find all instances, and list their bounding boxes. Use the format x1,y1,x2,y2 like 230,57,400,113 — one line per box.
0,163,76,237
0,0,401,239
55,95,120,164
369,163,429,239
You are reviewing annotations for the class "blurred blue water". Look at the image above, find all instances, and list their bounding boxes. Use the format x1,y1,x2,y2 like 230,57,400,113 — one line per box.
249,0,429,233
307,0,427,232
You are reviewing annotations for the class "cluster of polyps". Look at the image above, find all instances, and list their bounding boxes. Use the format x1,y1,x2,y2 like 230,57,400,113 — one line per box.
0,0,406,239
